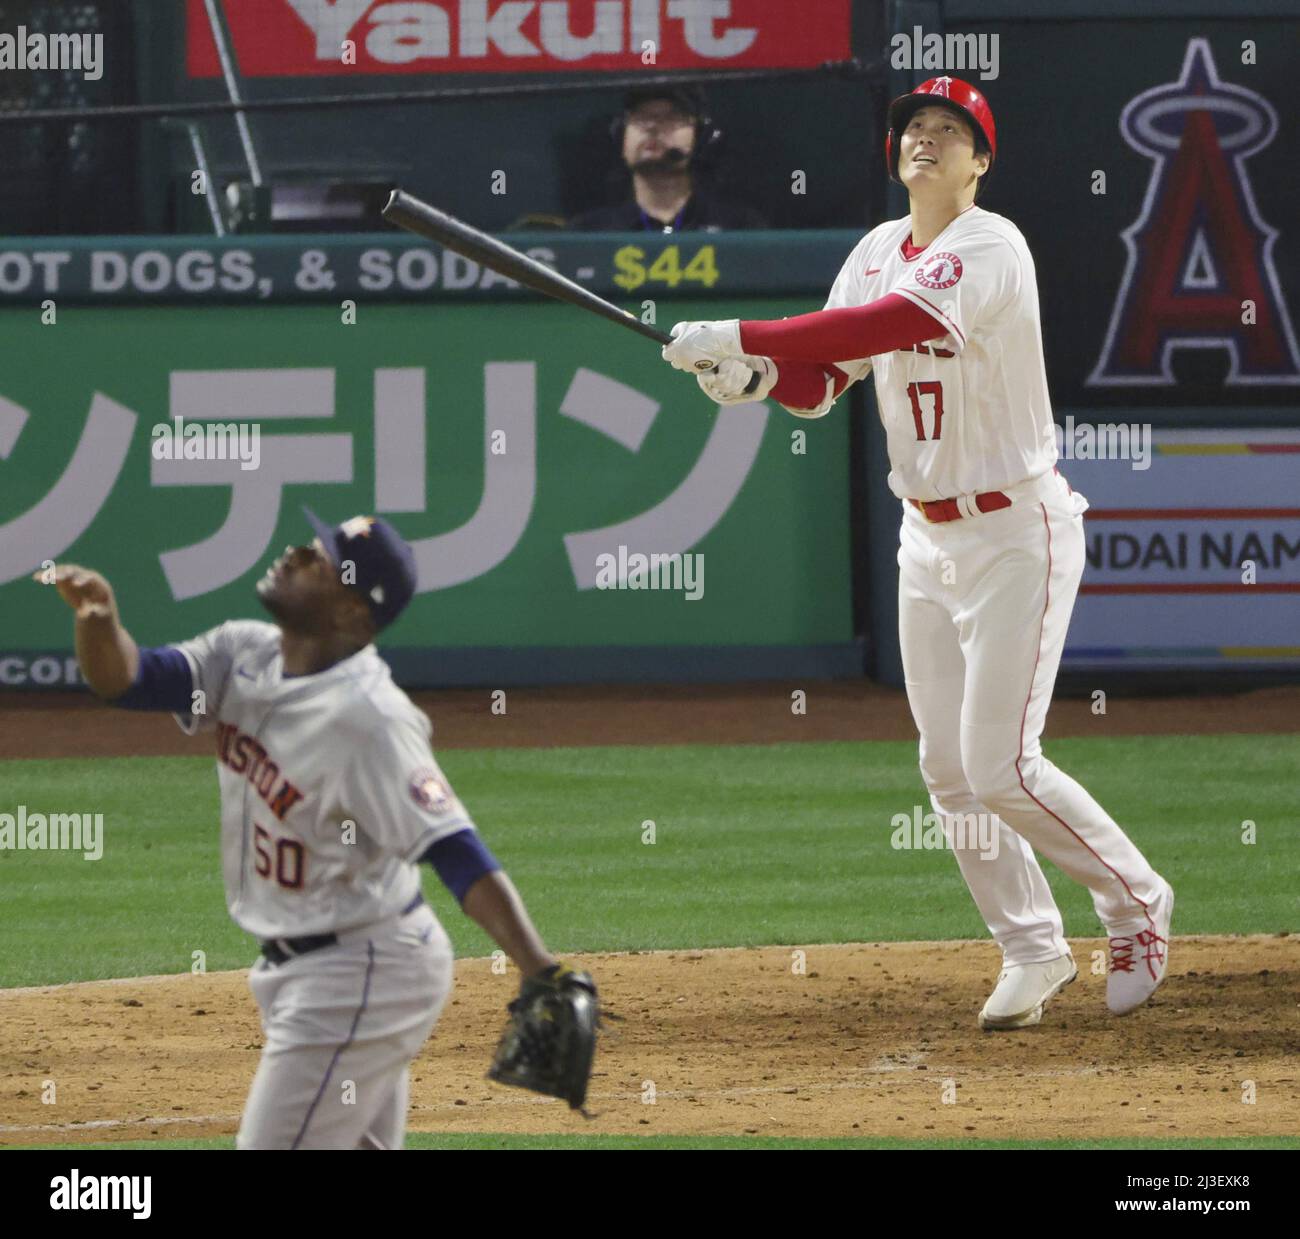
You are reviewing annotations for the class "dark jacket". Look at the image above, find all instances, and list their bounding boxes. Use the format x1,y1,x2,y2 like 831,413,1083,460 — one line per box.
568,188,768,233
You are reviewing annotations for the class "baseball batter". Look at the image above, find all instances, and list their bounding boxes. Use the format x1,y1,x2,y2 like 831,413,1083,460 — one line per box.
39,509,594,1146
662,76,1174,1029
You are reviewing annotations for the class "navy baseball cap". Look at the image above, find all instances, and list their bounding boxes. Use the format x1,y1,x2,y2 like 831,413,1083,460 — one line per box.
624,84,707,119
302,507,417,632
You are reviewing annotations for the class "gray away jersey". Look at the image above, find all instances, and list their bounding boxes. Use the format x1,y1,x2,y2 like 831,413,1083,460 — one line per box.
172,620,474,939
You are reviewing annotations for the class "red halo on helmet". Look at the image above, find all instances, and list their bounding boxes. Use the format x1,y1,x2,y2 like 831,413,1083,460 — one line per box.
885,75,997,185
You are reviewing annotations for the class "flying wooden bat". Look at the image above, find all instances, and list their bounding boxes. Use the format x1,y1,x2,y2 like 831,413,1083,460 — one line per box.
381,188,761,393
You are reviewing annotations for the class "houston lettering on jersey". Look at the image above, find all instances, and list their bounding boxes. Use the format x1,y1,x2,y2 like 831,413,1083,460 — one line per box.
1089,38,1300,386
216,722,305,821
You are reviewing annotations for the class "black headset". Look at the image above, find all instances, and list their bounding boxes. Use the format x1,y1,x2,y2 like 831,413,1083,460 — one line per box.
609,87,724,170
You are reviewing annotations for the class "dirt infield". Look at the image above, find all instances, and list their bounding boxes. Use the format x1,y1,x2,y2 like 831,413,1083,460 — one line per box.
3,682,1296,1146
2,936,1296,1146
2,680,1297,760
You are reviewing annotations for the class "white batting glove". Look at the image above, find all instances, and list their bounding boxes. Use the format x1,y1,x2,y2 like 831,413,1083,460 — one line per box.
697,357,778,406
662,319,744,374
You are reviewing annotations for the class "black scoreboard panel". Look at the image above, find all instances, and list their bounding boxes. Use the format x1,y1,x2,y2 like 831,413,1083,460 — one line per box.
0,0,137,235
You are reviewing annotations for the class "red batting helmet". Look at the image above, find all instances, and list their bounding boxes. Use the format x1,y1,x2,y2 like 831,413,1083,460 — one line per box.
885,76,996,185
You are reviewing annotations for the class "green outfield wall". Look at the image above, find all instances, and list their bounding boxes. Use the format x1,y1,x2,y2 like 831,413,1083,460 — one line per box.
0,232,867,687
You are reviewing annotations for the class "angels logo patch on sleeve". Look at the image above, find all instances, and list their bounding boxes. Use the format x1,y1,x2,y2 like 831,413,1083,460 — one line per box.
409,769,451,814
915,252,964,290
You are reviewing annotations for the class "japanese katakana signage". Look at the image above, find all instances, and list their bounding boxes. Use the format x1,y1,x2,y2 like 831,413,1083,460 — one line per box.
0,299,854,682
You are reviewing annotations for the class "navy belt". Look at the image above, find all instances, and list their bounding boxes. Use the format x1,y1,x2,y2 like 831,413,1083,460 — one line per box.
260,892,425,966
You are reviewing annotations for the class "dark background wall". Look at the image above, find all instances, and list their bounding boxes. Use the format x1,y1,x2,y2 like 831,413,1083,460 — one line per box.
124,0,886,235
0,1,891,238
4,0,1297,688
928,7,1300,416
0,0,137,234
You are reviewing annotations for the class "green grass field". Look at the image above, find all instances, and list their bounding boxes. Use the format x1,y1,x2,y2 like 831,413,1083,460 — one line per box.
3,734,1297,1150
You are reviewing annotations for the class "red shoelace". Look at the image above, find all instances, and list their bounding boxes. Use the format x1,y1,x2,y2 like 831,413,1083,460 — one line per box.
1109,929,1168,979
1108,936,1135,973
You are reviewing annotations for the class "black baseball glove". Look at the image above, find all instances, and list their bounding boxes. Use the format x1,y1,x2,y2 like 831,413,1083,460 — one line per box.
487,962,599,1110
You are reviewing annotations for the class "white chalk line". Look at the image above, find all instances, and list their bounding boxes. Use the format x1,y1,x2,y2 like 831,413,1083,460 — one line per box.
0,1112,239,1136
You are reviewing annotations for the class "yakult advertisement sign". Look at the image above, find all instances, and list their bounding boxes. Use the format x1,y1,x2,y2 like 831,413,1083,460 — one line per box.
186,0,851,77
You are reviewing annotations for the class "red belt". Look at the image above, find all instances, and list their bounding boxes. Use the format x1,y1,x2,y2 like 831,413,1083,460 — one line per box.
909,491,1012,523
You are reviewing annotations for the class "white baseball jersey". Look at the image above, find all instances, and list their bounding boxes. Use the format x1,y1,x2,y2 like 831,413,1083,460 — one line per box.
823,204,1058,502
172,620,475,940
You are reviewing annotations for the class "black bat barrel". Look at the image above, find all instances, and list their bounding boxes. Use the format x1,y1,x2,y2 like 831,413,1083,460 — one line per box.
382,189,673,346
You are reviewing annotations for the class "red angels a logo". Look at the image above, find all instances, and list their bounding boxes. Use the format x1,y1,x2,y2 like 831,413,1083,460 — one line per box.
409,769,451,814
915,252,963,290
1089,38,1299,386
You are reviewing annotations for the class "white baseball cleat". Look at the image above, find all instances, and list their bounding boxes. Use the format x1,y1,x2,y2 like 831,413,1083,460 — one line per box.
978,953,1077,1030
1106,879,1175,1015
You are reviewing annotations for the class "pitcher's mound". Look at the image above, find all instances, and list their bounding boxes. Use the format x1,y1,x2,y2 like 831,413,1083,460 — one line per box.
2,935,1296,1145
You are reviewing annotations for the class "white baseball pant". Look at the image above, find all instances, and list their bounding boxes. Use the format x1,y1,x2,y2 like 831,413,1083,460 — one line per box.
898,470,1167,965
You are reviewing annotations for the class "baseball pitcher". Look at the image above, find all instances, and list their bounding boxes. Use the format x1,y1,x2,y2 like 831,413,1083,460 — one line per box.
38,510,597,1147
661,77,1174,1030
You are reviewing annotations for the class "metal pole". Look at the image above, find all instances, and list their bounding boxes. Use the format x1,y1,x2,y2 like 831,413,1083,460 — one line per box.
184,122,226,236
203,0,263,187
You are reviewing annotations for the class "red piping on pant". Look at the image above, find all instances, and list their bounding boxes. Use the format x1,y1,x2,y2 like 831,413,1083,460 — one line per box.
1014,503,1154,930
